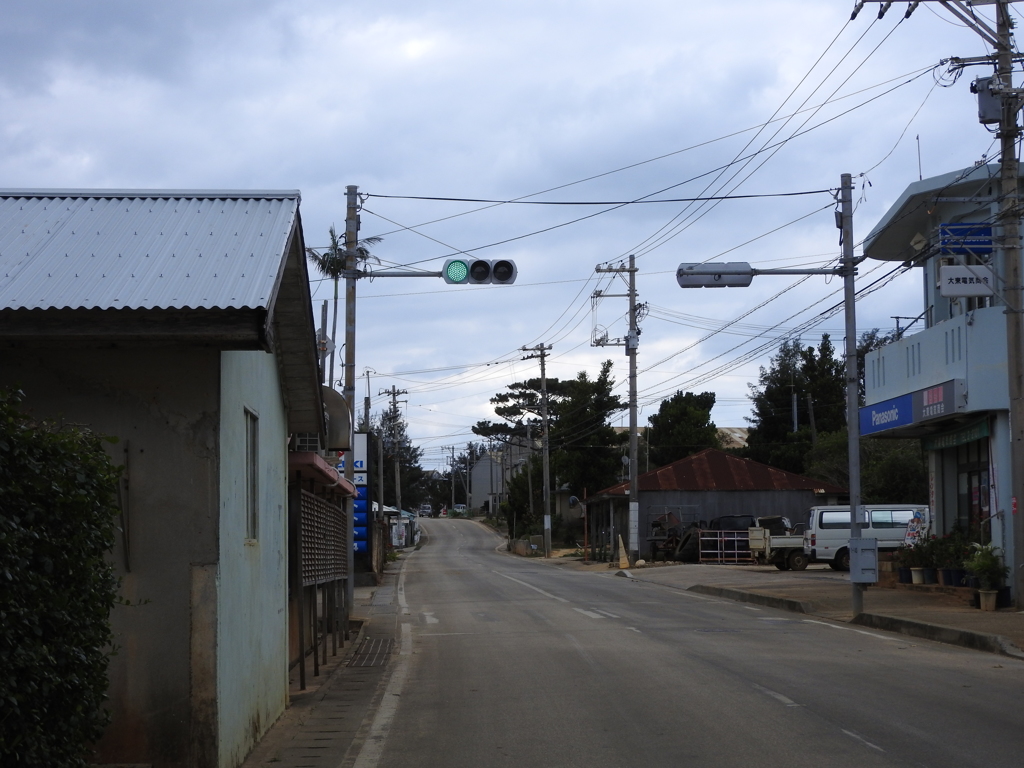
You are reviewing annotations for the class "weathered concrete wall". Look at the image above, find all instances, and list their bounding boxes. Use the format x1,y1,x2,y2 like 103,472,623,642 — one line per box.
1,347,221,768
217,351,289,768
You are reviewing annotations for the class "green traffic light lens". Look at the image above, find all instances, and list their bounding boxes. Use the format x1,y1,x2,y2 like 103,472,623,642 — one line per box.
445,260,469,282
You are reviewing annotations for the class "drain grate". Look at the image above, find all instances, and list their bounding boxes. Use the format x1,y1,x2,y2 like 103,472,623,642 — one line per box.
348,638,394,667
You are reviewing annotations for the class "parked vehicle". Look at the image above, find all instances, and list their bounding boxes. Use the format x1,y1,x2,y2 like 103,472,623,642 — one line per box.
803,505,930,571
453,504,467,517
748,516,808,570
419,504,433,518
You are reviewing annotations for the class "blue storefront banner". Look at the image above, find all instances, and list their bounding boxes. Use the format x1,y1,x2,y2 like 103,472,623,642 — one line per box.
354,526,367,541
354,512,368,526
353,540,368,553
860,393,913,436
354,499,367,514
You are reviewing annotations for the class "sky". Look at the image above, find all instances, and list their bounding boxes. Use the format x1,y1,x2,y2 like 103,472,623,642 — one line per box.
1,1,1013,472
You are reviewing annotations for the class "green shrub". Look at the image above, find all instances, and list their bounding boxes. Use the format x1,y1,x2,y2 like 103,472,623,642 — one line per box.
0,389,121,767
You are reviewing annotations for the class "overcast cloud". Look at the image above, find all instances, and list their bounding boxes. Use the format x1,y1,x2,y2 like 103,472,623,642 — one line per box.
1,1,1008,471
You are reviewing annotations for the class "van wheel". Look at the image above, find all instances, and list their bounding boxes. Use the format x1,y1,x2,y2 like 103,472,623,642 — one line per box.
787,550,809,571
832,548,850,571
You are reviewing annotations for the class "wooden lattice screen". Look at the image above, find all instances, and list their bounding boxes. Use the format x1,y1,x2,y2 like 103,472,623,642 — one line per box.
300,489,347,585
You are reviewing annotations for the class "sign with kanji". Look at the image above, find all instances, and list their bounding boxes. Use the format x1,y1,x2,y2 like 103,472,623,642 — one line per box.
939,264,995,297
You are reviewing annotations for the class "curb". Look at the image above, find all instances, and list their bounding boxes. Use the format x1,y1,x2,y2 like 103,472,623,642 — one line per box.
851,613,1024,659
687,584,814,614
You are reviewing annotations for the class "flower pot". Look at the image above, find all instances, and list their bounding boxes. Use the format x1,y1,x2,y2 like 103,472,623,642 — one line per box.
979,589,998,611
910,567,925,584
998,586,1012,609
923,567,938,585
897,567,912,584
952,568,967,587
939,568,955,586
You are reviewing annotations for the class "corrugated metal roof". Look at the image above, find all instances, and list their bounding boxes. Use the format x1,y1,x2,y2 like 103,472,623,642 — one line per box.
0,190,300,310
593,448,847,497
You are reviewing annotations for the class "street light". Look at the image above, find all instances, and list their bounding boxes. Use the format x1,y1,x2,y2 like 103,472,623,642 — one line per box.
677,174,867,616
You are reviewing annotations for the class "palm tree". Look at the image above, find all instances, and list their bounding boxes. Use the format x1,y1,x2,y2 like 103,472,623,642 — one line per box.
307,226,382,389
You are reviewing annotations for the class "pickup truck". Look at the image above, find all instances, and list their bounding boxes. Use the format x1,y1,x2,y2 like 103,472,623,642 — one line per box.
747,516,808,571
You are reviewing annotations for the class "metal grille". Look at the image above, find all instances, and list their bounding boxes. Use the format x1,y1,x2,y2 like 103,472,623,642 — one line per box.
699,530,753,564
348,638,393,667
300,490,347,585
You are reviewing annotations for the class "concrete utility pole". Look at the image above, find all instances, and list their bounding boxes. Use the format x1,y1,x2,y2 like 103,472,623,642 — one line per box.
594,255,641,563
342,186,358,619
841,173,865,617
382,386,408,515
521,344,553,556
993,0,1024,613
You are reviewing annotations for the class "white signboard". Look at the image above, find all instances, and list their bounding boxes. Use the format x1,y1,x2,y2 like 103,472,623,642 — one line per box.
336,432,369,486
939,265,995,297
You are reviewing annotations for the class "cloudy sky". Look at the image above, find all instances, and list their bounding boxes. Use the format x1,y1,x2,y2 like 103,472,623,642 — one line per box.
2,1,1011,471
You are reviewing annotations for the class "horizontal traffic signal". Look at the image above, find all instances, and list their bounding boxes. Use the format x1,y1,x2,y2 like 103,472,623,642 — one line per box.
443,258,517,285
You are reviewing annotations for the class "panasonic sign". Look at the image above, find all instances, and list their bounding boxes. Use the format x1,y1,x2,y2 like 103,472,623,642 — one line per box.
860,394,914,436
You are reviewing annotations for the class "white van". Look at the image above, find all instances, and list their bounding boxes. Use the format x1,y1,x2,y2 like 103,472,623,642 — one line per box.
803,505,930,570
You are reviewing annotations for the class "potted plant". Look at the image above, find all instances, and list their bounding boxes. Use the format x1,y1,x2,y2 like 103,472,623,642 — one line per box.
920,536,940,585
964,543,1009,611
892,545,913,584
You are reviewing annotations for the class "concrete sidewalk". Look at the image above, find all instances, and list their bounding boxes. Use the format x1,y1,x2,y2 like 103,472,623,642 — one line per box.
545,556,1024,659
240,565,402,768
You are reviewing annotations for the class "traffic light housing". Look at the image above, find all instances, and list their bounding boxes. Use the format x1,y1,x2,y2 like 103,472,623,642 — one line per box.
442,258,517,285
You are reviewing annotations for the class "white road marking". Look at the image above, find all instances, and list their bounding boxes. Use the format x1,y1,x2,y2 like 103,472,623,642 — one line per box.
592,609,621,618
352,623,412,768
397,562,409,612
574,608,605,619
627,627,642,633
743,606,762,611
751,683,801,707
418,632,478,636
802,619,899,641
492,571,570,602
842,729,884,752
423,612,439,624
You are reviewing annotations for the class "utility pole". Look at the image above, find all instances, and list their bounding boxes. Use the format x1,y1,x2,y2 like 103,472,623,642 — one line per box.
521,344,552,556
594,255,641,563
841,172,865,617
451,445,456,512
342,186,358,619
363,368,374,429
993,0,1024,613
382,386,408,515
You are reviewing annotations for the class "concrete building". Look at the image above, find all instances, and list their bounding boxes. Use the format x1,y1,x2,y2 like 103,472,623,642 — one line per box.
859,165,1018,593
0,190,352,767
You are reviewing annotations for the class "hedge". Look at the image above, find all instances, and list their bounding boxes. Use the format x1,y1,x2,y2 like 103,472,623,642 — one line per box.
0,389,121,768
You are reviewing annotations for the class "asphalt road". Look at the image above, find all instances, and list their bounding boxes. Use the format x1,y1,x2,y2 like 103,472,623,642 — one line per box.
360,519,1024,768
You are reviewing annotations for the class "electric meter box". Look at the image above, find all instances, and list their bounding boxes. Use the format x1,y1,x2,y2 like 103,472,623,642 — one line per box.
849,538,879,584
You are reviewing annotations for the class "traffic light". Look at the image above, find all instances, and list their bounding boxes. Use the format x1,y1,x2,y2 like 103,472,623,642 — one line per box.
442,258,517,285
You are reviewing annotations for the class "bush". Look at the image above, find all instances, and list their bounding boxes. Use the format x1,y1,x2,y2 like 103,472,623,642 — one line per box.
0,389,121,767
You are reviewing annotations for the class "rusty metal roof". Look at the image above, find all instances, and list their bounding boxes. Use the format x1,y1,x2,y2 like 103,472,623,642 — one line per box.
593,448,847,498
0,189,299,310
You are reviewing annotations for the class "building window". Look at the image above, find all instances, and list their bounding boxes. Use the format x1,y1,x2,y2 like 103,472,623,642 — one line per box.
245,408,259,540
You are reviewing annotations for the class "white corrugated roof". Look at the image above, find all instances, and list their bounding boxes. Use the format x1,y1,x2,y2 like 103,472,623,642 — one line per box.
0,189,301,310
